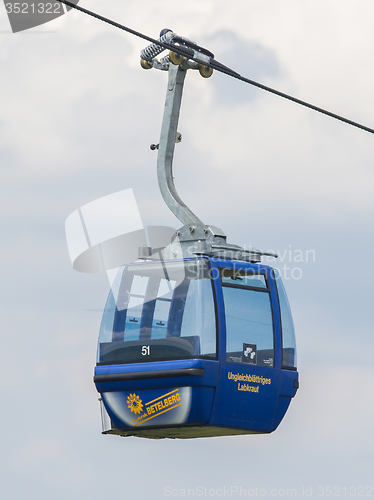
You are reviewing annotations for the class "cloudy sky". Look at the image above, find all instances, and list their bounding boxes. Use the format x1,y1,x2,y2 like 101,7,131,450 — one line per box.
1,1,374,498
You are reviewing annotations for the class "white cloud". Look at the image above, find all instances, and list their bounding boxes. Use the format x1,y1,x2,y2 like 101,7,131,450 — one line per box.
1,0,374,498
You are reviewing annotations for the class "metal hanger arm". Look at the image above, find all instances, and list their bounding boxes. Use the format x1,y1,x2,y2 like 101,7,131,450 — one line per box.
157,64,204,227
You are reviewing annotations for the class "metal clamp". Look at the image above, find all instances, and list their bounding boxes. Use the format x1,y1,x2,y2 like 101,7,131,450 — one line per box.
140,29,214,78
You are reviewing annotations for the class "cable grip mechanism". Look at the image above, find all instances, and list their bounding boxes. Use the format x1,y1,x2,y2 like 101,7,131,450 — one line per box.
140,29,214,78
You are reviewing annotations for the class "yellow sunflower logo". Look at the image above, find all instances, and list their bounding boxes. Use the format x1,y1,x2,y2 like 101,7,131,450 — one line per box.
127,393,143,414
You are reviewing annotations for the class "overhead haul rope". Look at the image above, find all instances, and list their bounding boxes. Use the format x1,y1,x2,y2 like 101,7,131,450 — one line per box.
56,0,374,135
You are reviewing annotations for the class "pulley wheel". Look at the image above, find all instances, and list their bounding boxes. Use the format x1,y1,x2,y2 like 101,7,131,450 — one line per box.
140,58,152,70
169,51,184,66
198,64,213,78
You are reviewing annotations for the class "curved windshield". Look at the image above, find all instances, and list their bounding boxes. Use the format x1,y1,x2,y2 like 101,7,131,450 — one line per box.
273,270,297,369
97,258,217,364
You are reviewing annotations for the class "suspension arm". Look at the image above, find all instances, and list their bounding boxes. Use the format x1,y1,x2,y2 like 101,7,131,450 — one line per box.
157,64,204,227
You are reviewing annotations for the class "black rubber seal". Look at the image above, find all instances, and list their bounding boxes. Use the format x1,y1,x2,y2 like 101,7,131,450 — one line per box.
94,367,204,384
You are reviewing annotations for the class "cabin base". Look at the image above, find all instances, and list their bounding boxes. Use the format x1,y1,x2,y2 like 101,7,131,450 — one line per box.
103,425,264,439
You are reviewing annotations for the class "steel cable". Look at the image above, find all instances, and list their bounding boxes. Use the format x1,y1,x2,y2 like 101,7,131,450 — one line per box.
56,0,374,135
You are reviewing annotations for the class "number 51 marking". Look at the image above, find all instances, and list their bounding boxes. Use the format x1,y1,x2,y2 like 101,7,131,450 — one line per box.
141,346,150,356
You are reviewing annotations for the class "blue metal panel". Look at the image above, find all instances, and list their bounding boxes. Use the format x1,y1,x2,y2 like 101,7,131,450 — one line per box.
213,363,281,432
273,396,292,429
208,258,283,433
279,369,298,397
94,359,219,393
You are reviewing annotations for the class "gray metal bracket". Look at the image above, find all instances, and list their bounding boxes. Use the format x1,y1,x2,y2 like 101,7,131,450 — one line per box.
140,50,277,263
155,63,231,258
157,63,204,227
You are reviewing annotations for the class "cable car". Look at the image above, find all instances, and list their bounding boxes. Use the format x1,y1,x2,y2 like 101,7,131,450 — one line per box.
95,256,298,438
55,4,372,438
94,32,299,438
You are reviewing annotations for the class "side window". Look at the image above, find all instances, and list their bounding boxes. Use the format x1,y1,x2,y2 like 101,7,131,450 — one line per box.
274,271,297,369
221,270,274,368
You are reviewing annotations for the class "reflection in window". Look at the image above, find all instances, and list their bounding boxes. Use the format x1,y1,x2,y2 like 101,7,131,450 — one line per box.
274,270,297,369
220,268,267,288
151,279,176,339
222,275,274,367
180,279,216,357
97,259,217,364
